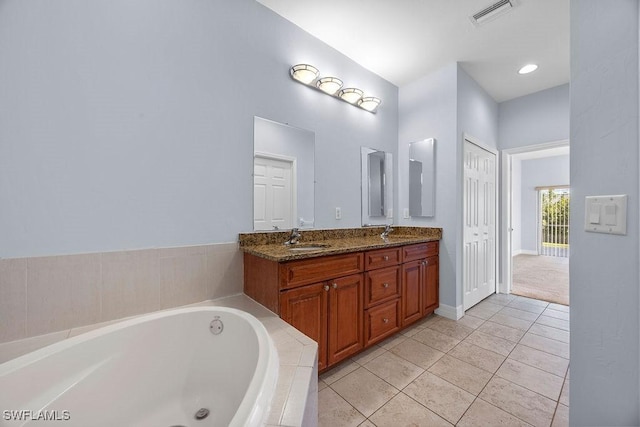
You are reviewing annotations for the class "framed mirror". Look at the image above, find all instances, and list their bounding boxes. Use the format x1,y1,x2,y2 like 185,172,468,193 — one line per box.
253,117,315,231
361,147,393,226
408,138,435,217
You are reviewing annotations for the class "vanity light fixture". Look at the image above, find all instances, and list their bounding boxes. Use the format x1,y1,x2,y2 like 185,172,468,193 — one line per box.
339,88,364,104
518,64,538,74
358,97,381,113
290,64,319,84
316,77,343,95
289,63,382,113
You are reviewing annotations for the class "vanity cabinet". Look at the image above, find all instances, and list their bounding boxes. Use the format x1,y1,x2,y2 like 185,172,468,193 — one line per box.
243,240,439,372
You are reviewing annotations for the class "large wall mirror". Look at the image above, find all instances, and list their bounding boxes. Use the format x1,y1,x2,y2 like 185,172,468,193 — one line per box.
253,117,315,231
408,138,436,217
361,147,393,226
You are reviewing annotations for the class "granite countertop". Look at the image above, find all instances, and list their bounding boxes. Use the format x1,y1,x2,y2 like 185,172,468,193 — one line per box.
239,226,442,262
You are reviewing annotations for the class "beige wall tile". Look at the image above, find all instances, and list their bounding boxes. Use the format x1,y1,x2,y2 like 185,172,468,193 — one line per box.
101,249,159,321
26,254,100,336
206,243,243,300
0,259,27,343
157,245,209,310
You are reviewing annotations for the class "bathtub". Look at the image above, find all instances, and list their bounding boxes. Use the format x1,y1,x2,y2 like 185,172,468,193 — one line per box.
0,306,279,427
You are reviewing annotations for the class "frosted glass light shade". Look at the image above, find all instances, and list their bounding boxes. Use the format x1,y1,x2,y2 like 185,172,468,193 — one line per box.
358,97,381,112
290,64,319,84
339,88,364,104
518,64,538,74
316,77,343,95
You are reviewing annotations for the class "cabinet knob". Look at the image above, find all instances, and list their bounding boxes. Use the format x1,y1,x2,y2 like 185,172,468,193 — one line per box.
323,285,329,291
422,261,426,266
383,318,389,323
332,283,338,289
383,283,389,288
383,255,389,261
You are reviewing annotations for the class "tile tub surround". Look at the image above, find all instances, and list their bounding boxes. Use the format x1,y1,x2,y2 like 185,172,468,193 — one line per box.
239,226,443,261
0,294,318,427
0,242,243,344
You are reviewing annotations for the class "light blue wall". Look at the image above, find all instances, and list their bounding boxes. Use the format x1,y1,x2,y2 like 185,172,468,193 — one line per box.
0,0,398,258
498,84,570,150
398,64,498,310
519,155,570,252
570,0,639,424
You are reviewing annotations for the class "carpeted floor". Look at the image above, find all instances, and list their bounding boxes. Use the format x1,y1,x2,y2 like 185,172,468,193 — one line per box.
512,254,569,306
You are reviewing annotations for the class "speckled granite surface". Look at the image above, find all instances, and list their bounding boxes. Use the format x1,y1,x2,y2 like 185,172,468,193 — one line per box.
239,226,442,262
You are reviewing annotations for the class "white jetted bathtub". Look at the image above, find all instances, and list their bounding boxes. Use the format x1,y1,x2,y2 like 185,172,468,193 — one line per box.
0,306,279,427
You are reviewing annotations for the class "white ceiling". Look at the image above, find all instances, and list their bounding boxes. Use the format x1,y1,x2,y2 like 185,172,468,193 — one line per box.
257,0,569,102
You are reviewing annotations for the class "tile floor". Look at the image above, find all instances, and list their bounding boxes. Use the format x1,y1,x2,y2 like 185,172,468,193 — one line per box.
318,294,570,427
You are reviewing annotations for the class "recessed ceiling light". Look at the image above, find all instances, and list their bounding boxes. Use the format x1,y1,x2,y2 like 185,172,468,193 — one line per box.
518,64,538,74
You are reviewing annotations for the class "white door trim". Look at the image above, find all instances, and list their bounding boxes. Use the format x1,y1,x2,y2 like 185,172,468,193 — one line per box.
500,139,569,294
461,133,499,311
254,152,297,229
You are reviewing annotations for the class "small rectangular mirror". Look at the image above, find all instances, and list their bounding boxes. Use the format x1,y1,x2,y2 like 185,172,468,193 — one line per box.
361,147,393,226
409,138,435,217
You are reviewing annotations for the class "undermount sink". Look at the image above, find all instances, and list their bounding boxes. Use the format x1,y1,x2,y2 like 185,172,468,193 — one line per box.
287,244,330,252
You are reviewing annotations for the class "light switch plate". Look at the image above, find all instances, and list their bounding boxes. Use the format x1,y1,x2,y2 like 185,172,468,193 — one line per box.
584,195,627,235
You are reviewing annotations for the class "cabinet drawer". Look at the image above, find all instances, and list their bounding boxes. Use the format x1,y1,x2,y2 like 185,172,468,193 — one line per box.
402,241,439,262
279,252,364,289
365,299,400,346
365,266,400,308
365,247,402,270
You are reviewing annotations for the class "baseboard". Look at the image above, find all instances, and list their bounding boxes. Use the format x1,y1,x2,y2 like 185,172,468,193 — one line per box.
435,303,464,320
498,281,509,294
513,249,537,256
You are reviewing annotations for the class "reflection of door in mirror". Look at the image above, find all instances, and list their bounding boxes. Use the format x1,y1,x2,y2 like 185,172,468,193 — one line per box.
254,154,295,231
368,151,385,217
408,138,435,217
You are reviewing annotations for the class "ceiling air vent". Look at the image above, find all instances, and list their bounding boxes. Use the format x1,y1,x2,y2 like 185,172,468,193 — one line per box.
470,0,519,26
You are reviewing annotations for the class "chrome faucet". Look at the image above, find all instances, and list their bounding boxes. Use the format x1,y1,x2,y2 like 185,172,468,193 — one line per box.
381,224,394,240
284,228,301,245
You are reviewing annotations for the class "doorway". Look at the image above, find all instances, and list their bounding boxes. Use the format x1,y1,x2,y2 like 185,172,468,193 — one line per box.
462,137,498,311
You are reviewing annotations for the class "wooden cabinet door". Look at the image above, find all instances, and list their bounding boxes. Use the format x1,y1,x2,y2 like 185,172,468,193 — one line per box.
328,273,364,366
280,282,329,370
402,260,423,326
423,255,439,314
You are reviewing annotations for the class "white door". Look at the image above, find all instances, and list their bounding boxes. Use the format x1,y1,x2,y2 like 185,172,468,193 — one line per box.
463,139,497,310
254,156,294,230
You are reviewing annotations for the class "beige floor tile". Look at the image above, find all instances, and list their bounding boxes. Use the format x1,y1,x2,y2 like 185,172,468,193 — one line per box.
448,341,506,373
403,372,475,424
463,330,516,356
358,420,376,427
414,314,442,328
369,392,452,427
536,315,570,331
378,333,407,350
476,300,505,312
363,351,424,390
528,323,570,344
477,321,526,343
552,404,569,427
428,354,492,395
389,338,445,369
457,398,533,427
559,379,569,406
508,300,547,314
513,296,550,307
412,327,460,352
427,318,474,340
332,367,399,418
496,359,564,401
318,387,365,427
456,314,486,329
488,313,534,331
498,306,541,321
509,344,569,377
548,303,569,313
351,345,386,366
400,322,424,337
479,377,556,427
486,293,517,306
318,379,328,391
320,360,359,385
466,302,502,320
520,332,570,359
542,308,570,321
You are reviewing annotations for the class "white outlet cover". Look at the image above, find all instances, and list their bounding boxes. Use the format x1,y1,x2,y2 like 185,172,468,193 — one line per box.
584,195,627,235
